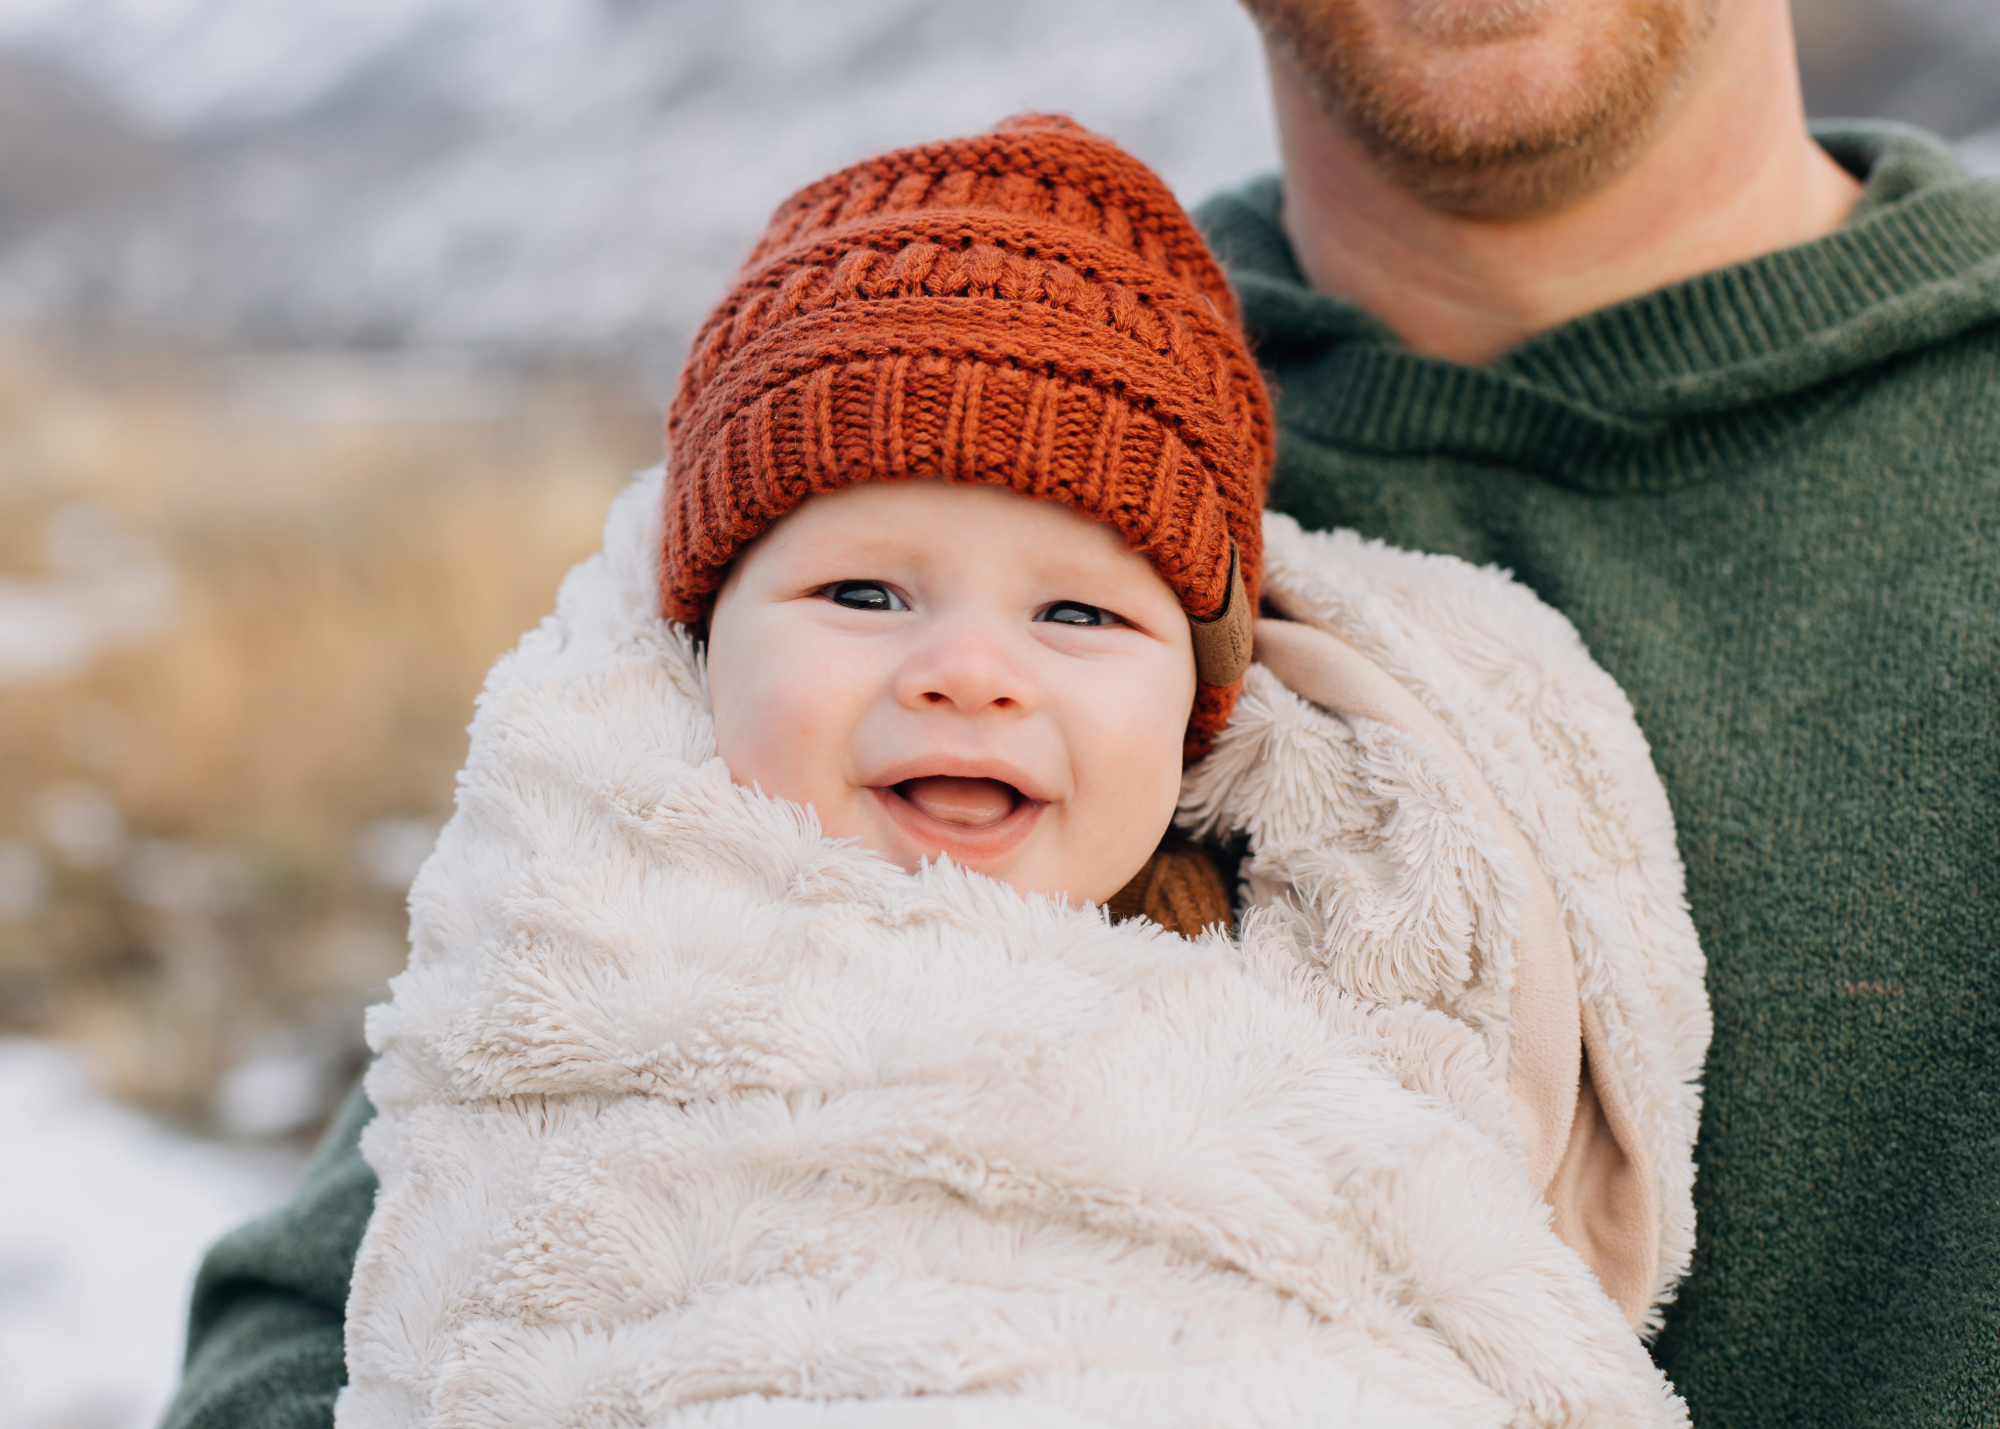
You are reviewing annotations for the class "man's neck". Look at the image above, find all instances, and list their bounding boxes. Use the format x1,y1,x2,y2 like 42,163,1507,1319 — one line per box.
1271,4,1864,365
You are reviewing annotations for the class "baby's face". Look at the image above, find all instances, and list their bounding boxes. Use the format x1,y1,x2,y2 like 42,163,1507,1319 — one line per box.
706,481,1195,905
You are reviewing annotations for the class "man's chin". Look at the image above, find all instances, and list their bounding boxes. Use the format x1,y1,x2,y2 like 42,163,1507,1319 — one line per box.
1350,107,1660,220
1248,0,1716,219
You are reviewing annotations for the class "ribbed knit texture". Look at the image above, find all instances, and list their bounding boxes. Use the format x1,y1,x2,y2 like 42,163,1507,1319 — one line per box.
1198,121,2000,1427
662,115,1274,757
1105,836,1233,937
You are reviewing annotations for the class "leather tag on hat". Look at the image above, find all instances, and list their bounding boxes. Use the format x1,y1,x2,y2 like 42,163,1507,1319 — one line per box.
1190,541,1252,686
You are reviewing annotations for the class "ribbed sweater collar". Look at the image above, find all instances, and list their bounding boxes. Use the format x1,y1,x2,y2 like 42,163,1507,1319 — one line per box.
1198,124,2000,493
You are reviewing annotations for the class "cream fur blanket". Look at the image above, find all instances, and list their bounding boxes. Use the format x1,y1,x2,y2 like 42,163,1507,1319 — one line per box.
339,470,1708,1429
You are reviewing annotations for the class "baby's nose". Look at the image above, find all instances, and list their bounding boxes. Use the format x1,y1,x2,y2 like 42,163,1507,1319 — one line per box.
893,625,1038,716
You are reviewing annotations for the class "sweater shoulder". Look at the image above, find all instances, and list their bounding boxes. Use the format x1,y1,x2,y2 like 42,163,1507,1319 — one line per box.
162,1078,376,1429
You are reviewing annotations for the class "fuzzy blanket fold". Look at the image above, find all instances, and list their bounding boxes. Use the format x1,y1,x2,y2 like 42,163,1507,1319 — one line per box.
339,470,1707,1429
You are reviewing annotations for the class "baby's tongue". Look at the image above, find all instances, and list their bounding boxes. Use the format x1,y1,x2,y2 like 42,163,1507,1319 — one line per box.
899,776,1017,828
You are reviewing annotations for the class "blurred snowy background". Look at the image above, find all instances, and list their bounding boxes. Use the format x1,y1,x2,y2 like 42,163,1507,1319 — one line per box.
0,2,1993,1427
0,0,1283,377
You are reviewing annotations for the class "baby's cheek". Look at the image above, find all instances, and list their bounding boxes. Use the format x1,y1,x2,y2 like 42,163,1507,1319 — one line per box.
713,640,874,841
716,680,818,793
1062,671,1191,901
709,640,800,790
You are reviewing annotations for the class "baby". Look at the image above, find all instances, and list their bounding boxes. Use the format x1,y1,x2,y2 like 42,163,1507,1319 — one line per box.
338,119,1705,1429
663,108,1273,930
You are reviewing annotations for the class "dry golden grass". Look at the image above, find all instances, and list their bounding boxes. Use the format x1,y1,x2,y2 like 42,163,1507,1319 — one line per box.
0,343,653,1117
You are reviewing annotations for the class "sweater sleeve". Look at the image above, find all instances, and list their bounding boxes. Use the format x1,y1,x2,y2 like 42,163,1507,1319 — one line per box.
159,1078,377,1429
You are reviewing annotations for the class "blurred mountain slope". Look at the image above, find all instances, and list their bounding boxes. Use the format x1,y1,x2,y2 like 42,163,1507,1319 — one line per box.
0,49,175,240
0,0,1277,378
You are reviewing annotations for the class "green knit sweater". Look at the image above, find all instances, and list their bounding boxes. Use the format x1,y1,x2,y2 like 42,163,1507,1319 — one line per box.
163,124,1999,1429
1197,123,1999,1426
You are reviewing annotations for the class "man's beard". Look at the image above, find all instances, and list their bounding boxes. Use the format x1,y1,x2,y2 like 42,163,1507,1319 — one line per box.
1244,0,1719,219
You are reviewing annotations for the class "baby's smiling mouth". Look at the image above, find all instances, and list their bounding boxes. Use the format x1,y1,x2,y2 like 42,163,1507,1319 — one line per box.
894,776,1022,828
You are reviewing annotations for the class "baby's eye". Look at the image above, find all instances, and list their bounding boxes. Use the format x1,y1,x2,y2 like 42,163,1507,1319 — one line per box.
1037,600,1115,627
824,581,908,612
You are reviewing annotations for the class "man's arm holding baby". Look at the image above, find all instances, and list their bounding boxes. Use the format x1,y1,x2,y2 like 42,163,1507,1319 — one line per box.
160,1081,376,1429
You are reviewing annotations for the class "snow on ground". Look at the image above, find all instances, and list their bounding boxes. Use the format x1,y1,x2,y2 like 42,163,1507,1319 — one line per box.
0,505,176,688
0,1039,303,1429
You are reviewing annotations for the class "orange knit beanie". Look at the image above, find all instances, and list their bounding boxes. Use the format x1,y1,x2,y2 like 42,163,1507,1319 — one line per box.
661,114,1274,760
